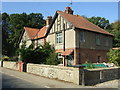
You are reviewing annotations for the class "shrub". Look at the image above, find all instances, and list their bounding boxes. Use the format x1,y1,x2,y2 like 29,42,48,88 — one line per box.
2,56,10,61
46,50,58,65
107,49,120,66
18,41,58,65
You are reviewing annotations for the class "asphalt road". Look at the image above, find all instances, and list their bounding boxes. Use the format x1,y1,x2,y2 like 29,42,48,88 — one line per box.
1,72,45,88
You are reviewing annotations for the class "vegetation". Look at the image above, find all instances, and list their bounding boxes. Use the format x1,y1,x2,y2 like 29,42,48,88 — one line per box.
107,49,120,66
17,41,58,65
2,56,10,61
2,12,45,57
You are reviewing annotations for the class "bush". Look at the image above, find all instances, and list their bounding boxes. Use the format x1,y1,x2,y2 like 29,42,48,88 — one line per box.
46,50,58,65
18,41,58,65
9,56,18,61
2,56,10,61
107,49,120,66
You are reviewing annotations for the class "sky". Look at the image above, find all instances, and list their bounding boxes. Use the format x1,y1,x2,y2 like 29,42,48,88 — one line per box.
1,2,119,23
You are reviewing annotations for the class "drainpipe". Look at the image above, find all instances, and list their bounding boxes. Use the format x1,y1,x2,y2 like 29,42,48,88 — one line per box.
63,23,65,66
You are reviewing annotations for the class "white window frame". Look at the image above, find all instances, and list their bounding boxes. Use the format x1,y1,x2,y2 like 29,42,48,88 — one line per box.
56,32,62,44
96,34,100,45
80,31,85,42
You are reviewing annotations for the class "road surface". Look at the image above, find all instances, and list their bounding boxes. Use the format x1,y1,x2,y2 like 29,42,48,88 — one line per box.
2,72,44,88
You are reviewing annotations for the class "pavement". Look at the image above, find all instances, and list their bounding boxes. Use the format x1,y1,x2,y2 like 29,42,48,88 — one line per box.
0,67,119,89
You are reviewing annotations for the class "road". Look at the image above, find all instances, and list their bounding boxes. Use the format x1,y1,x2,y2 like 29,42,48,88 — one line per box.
2,72,44,88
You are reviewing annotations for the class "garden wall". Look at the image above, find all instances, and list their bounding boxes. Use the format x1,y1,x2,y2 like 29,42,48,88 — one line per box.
27,63,80,85
1,61,120,85
84,67,120,85
3,61,19,71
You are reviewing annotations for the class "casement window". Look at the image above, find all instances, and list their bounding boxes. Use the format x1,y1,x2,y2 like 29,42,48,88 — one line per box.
39,39,42,45
105,37,109,46
56,32,62,44
96,34,100,45
80,31,85,42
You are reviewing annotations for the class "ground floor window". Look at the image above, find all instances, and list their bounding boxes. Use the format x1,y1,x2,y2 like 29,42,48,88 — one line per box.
66,52,74,66
98,56,101,63
57,53,63,64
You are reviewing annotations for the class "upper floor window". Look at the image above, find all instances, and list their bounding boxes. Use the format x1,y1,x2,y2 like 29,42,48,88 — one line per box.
96,34,100,45
56,32,62,44
39,39,42,45
105,37,109,46
80,31,85,42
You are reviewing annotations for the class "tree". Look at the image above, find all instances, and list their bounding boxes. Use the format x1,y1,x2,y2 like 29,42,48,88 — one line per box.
111,21,120,47
86,16,111,30
2,12,46,57
2,13,11,56
107,49,120,66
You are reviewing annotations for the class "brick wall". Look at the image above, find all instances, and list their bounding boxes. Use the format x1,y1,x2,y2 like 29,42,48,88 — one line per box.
78,48,108,64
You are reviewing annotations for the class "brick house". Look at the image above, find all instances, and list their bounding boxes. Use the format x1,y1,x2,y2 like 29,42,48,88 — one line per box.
19,7,113,66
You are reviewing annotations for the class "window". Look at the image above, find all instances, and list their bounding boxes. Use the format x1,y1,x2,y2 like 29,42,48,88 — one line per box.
80,31,85,42
96,34,100,45
39,39,42,45
98,56,101,63
56,32,62,44
105,37,109,46
57,53,63,64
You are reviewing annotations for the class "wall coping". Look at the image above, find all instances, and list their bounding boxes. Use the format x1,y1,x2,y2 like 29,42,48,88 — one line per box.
27,63,79,70
86,67,119,71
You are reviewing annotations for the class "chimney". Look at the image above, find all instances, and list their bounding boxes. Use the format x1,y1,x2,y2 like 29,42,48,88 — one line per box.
46,16,52,26
64,7,74,15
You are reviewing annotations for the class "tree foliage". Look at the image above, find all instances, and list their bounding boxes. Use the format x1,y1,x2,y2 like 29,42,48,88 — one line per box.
17,42,58,65
107,49,120,66
111,21,120,47
85,16,111,30
2,12,45,56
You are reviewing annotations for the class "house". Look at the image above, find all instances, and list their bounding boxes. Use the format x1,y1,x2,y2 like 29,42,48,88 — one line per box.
19,7,113,66
19,26,47,48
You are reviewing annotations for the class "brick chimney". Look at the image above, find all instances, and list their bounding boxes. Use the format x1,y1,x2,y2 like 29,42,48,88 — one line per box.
46,16,52,26
64,7,74,15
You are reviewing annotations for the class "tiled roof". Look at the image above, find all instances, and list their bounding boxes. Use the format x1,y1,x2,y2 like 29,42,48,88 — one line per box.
34,26,47,39
24,27,39,39
57,11,113,36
